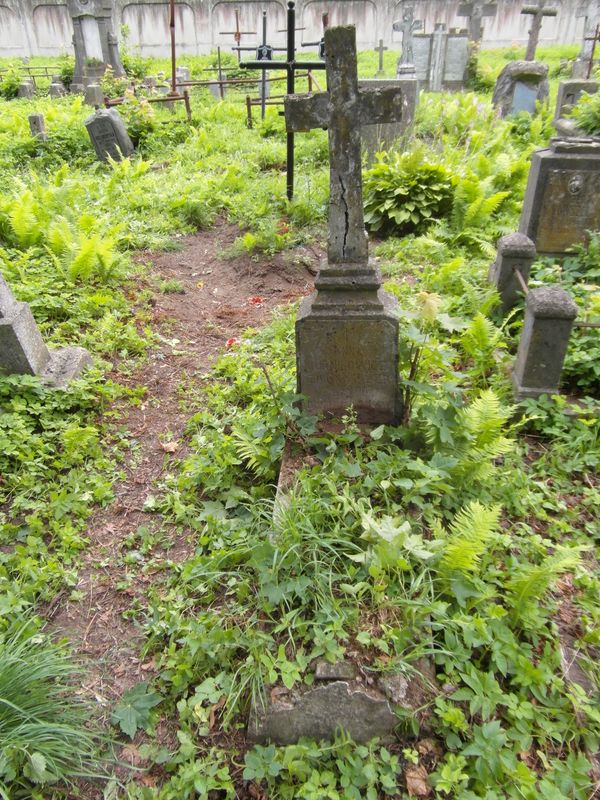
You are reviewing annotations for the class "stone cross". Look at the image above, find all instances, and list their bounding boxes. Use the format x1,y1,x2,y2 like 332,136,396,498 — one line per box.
0,272,91,386
374,39,389,74
521,0,558,61
457,2,497,43
284,25,402,424
577,0,600,59
393,6,423,65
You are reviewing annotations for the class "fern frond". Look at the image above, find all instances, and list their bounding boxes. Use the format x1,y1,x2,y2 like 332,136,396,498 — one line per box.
508,548,582,623
438,501,501,575
9,190,43,248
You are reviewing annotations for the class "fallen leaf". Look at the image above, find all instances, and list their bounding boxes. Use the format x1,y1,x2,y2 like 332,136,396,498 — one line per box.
208,695,226,730
159,441,178,453
120,743,144,766
248,295,265,307
405,764,431,797
225,337,240,349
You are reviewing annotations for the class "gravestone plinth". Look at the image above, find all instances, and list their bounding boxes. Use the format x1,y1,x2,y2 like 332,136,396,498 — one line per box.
0,273,91,387
492,61,549,117
512,287,578,400
285,25,402,425
18,81,34,99
49,80,66,98
84,83,103,106
489,232,537,310
359,78,417,161
519,137,600,255
85,108,134,162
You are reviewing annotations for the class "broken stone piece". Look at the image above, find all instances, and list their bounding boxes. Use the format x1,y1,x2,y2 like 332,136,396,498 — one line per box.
314,659,359,681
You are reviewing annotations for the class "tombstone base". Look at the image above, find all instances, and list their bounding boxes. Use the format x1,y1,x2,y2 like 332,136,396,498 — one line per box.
42,347,92,388
296,281,401,425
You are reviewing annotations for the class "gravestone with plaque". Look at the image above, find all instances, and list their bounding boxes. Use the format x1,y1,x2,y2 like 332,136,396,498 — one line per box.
519,138,600,255
553,79,599,136
492,60,549,116
85,108,134,162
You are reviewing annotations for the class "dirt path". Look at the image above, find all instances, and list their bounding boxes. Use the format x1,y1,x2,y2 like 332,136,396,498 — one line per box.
47,222,317,729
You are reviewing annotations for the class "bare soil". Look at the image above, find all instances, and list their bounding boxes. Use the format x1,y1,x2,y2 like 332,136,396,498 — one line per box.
46,222,318,791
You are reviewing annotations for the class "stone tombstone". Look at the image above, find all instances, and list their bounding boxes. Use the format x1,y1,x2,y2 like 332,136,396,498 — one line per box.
519,137,600,255
17,80,34,99
554,79,599,119
444,30,470,88
0,272,91,387
412,34,432,82
488,232,537,310
407,27,469,90
521,0,558,61
67,0,125,89
84,83,103,106
84,108,134,162
360,77,418,160
28,113,47,141
492,60,549,116
285,25,402,425
512,286,578,400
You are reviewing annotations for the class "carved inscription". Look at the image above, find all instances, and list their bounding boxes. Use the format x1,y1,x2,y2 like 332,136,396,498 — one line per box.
536,168,600,252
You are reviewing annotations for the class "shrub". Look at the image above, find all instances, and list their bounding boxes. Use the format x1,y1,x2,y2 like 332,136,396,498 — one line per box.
0,64,22,100
58,55,75,90
363,150,454,236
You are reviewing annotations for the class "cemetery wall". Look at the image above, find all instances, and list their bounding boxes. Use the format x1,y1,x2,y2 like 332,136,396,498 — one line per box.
1,0,586,58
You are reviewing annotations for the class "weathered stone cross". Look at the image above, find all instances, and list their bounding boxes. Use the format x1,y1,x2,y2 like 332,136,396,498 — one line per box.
284,25,402,424
374,39,389,74
393,6,423,66
521,0,558,61
457,1,497,43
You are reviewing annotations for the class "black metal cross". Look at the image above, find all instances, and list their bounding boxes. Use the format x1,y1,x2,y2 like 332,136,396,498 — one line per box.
233,10,287,118
240,1,326,200
521,0,558,61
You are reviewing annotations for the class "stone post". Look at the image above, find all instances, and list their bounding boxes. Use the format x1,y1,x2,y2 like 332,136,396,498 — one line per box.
17,81,35,99
429,24,447,92
488,233,536,310
84,83,103,106
512,286,578,400
28,113,48,141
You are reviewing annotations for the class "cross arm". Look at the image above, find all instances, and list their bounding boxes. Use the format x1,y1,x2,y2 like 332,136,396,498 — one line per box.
285,92,329,131
521,4,558,14
285,86,404,133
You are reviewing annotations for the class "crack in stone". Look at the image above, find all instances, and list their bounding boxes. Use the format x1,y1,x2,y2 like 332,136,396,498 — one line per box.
339,175,349,259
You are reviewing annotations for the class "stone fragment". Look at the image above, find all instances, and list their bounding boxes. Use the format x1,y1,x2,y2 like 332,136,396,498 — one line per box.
314,660,359,680
28,113,47,141
17,81,34,99
512,286,578,400
492,60,549,117
247,681,398,745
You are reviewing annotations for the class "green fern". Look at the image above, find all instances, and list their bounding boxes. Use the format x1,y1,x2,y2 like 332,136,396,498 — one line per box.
8,190,44,248
507,548,582,625
438,501,501,576
232,424,278,479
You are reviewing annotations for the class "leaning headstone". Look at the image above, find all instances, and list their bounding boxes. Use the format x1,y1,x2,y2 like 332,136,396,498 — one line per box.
84,83,103,106
0,272,91,387
285,25,402,424
28,113,48,142
359,77,418,160
519,137,600,255
512,287,578,400
489,233,537,310
492,60,549,116
17,81,35,99
85,108,134,162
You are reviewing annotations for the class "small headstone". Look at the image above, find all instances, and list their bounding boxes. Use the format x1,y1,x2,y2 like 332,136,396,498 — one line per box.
84,83,103,107
512,286,578,400
285,25,402,424
28,113,47,142
49,80,66,98
519,137,600,255
492,60,549,117
359,77,418,160
0,272,91,387
17,81,34,99
208,80,227,99
488,232,537,310
84,108,134,162
554,79,599,119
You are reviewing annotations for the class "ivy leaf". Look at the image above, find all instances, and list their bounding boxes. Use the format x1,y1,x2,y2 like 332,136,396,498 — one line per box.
111,682,162,739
